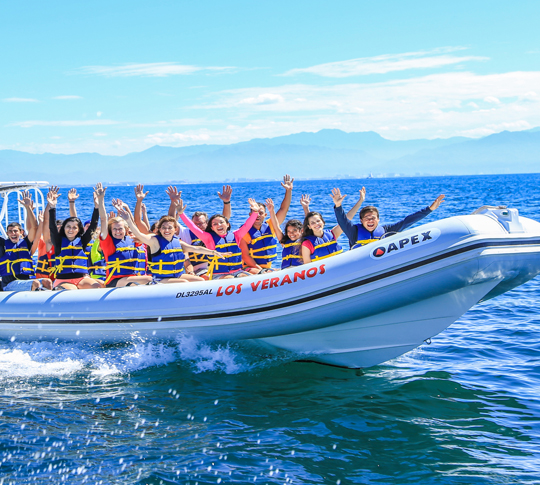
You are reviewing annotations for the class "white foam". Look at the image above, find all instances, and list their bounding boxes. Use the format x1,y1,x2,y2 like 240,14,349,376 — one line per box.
0,334,295,379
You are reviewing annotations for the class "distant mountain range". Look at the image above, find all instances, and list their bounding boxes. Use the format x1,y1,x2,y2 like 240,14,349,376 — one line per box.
1,128,539,184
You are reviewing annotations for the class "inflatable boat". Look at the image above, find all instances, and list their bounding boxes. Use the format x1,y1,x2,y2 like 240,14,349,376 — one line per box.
1,195,540,368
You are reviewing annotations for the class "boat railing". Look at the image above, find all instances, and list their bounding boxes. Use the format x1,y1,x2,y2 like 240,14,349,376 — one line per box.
0,182,49,239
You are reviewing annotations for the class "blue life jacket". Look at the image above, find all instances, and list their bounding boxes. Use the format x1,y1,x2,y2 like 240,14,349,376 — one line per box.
352,224,386,249
0,238,35,278
104,236,139,283
305,230,343,262
148,235,185,279
54,237,89,276
188,230,211,266
36,245,55,277
247,222,277,266
281,240,302,269
210,232,242,275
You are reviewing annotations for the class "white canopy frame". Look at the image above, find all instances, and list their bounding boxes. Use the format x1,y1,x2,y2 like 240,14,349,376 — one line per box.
0,182,49,239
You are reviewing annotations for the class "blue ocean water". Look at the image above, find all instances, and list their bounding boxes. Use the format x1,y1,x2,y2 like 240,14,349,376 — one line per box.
1,174,539,484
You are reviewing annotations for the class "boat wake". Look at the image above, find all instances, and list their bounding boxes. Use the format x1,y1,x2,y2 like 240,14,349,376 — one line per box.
0,335,296,379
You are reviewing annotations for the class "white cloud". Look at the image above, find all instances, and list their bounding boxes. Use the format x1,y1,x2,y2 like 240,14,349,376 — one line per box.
239,93,285,105
3,97,39,103
484,96,501,104
75,62,235,77
187,70,540,141
53,95,82,100
283,47,488,78
10,119,121,128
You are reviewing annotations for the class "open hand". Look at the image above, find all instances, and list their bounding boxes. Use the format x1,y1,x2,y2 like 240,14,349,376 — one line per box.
429,194,445,211
359,187,366,202
68,188,79,202
248,198,260,212
18,190,33,208
46,186,61,208
300,194,311,210
281,174,294,191
166,186,181,203
218,185,232,203
265,198,275,212
331,188,347,207
135,184,149,201
94,182,107,202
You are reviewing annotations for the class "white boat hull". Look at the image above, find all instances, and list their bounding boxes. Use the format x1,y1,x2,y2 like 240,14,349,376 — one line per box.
1,209,540,368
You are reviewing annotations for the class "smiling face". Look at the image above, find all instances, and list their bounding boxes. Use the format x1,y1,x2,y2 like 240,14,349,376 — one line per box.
360,211,380,232
6,225,22,243
210,216,228,236
159,222,176,240
110,222,126,240
64,221,80,241
286,224,302,242
307,214,325,235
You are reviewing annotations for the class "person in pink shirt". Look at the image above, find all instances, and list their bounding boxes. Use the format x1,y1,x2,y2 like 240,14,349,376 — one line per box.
176,195,261,279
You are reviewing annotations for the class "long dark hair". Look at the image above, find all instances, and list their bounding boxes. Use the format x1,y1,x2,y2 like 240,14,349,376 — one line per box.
301,211,325,244
205,214,231,235
280,219,303,244
59,217,84,239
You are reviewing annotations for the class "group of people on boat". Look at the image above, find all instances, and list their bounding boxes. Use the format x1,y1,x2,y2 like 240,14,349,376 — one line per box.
0,175,444,292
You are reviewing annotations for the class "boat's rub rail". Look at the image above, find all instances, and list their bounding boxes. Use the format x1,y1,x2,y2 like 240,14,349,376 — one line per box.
2,236,540,326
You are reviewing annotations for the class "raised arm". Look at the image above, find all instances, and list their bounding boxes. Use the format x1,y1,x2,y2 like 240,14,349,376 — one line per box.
275,174,294,224
31,211,44,254
177,200,215,248
329,188,345,239
134,184,151,233
141,203,150,232
218,185,232,220
67,188,79,218
41,202,53,251
94,183,108,240
47,186,62,254
166,186,182,218
233,199,260,243
346,187,366,221
266,198,284,241
19,190,38,243
300,194,311,216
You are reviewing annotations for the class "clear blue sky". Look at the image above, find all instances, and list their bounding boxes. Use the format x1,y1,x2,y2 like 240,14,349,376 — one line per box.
1,0,539,155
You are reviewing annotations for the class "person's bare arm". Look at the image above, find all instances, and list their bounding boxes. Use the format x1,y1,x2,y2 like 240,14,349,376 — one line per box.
134,184,151,233
218,185,232,219
300,194,311,217
141,203,151,232
301,244,312,264
68,188,79,218
19,190,38,243
166,186,182,218
240,238,261,270
346,187,366,221
94,183,108,240
276,174,294,224
31,211,44,254
266,198,284,241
